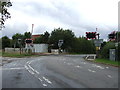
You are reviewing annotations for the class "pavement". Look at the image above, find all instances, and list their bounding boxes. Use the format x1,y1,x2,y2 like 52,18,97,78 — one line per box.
1,55,119,88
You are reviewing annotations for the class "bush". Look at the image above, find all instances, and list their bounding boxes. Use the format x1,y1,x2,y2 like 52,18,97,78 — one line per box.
71,37,96,54
100,42,115,59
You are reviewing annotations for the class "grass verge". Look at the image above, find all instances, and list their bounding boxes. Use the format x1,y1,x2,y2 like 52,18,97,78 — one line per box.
2,52,39,58
94,58,120,67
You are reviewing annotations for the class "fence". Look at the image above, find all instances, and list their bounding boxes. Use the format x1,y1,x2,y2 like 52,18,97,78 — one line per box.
5,48,25,53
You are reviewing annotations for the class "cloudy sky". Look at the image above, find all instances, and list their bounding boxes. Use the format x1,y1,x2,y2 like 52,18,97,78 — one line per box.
1,0,119,40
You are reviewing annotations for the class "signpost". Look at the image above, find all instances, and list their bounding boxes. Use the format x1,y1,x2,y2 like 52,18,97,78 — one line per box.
94,39,103,57
94,39,103,47
18,39,22,54
58,40,63,54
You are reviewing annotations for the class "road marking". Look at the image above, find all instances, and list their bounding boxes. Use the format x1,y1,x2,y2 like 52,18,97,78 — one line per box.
34,70,40,74
26,60,40,75
88,69,96,73
38,78,43,81
96,66,104,69
106,67,109,69
43,84,47,87
75,65,82,68
26,61,30,64
43,77,52,84
107,75,112,78
2,67,24,70
92,64,104,69
27,69,35,75
81,62,86,64
67,63,73,65
25,65,29,70
28,64,35,72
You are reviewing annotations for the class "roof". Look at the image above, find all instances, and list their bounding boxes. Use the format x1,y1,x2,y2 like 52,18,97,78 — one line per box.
32,34,41,40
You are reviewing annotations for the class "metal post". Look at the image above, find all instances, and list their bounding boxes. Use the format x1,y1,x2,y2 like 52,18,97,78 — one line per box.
18,39,21,54
115,32,119,61
96,28,100,58
31,24,34,38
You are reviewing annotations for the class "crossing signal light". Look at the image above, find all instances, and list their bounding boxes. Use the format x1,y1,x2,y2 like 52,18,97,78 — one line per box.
86,32,96,39
25,39,33,44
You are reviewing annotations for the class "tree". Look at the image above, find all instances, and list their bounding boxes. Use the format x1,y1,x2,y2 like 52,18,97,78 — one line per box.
71,37,95,54
49,28,75,51
2,36,10,49
23,32,31,39
34,31,50,44
0,0,12,30
100,42,115,59
12,33,24,48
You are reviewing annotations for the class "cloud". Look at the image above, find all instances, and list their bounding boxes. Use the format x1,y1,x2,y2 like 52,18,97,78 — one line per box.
2,0,119,40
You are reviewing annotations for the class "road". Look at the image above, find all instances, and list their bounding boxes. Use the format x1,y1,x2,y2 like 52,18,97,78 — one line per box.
1,55,118,88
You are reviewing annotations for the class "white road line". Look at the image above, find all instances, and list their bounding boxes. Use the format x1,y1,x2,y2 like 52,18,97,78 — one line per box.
75,65,82,68
107,75,112,78
43,84,47,87
106,67,109,69
96,66,104,69
34,70,40,74
92,64,104,69
29,60,34,64
2,67,24,70
28,64,35,72
38,78,43,81
27,64,40,74
81,62,86,64
67,63,72,65
88,69,96,73
26,61,30,64
26,60,40,75
25,65,29,70
43,77,52,84
27,69,35,74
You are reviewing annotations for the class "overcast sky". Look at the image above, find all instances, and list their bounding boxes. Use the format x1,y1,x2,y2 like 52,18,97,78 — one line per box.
1,0,119,40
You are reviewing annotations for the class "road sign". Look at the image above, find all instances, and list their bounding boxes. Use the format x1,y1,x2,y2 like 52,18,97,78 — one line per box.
95,43,101,47
58,40,63,48
94,39,103,44
94,39,103,47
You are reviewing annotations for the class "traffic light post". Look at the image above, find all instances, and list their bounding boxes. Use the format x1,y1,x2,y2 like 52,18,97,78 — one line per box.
86,31,103,58
25,39,33,54
108,31,118,61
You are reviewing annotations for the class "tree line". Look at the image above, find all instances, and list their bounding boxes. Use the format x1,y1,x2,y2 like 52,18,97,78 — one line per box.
1,27,96,54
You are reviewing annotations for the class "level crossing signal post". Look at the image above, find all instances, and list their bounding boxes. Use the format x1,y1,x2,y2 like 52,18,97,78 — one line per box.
25,39,34,54
86,31,103,58
108,31,118,61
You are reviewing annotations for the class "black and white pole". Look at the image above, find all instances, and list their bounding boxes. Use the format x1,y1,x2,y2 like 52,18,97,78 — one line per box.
58,40,63,54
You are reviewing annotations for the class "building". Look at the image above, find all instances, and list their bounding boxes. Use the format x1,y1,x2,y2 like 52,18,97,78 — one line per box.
31,35,41,40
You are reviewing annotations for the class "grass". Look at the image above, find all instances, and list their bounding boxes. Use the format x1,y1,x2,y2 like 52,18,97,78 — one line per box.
2,52,39,58
94,58,120,67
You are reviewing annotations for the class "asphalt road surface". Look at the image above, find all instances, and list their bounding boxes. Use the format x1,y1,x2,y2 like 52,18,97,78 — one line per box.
1,55,118,88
